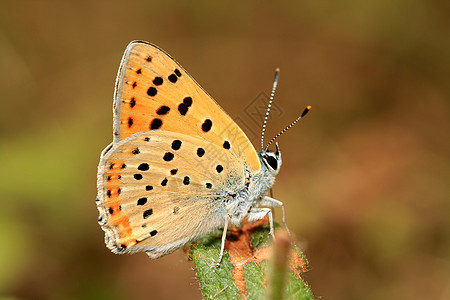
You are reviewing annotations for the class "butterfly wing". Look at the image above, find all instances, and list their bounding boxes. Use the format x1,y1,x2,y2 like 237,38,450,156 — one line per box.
97,130,246,257
113,41,261,173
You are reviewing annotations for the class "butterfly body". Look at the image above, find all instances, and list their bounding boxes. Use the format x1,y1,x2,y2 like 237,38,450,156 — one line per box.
97,41,290,263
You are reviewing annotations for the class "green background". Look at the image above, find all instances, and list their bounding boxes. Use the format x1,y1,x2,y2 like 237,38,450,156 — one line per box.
0,0,449,299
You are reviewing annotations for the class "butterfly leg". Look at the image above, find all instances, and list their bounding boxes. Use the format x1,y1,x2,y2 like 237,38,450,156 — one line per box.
259,196,291,236
216,215,230,267
247,207,275,239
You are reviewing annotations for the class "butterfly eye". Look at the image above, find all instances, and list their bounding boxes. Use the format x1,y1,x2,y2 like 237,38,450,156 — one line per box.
264,154,278,170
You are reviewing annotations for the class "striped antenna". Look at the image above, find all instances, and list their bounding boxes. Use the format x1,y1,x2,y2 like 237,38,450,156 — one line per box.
264,105,311,151
261,68,280,150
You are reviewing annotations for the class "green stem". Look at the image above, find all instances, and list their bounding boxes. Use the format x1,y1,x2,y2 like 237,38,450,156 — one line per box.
266,231,291,300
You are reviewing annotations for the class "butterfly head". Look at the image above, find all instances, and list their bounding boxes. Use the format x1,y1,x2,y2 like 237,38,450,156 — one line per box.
259,142,282,175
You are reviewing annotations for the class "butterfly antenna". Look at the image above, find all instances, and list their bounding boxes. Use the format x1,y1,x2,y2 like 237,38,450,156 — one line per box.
265,105,311,151
261,68,280,150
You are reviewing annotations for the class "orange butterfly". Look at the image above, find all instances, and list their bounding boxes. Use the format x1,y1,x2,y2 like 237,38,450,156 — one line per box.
96,41,310,265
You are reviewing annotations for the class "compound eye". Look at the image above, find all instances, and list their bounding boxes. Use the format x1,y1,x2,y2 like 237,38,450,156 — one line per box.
265,155,278,170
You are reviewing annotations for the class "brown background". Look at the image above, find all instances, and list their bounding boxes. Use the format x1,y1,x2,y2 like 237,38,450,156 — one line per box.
0,0,449,299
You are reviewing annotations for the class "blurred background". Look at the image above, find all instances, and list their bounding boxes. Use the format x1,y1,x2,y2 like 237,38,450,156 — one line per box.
0,0,449,299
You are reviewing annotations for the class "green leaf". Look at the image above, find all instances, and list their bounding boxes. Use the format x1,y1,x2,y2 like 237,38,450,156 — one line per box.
286,272,314,300
249,222,277,250
190,243,241,299
187,220,314,299
244,261,267,300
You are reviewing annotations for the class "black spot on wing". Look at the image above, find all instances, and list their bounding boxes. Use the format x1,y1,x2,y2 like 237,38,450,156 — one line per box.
143,209,153,219
137,197,147,206
183,97,192,106
202,119,212,132
197,148,205,157
138,163,149,171
178,103,188,115
171,140,182,150
156,105,170,115
130,97,136,108
168,74,177,83
163,152,174,161
153,77,163,85
150,118,162,129
147,87,157,96
178,97,192,116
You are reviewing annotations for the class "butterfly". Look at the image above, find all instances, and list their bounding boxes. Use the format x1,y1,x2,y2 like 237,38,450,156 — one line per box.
96,41,310,266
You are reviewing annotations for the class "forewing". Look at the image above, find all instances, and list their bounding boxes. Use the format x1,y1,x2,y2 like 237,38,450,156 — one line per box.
113,41,261,173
